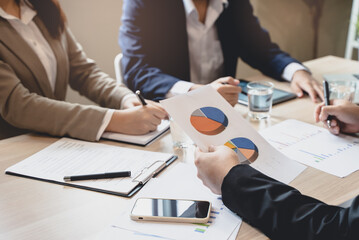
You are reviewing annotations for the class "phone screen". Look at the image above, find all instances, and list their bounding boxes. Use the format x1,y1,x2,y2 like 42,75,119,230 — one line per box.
131,198,210,219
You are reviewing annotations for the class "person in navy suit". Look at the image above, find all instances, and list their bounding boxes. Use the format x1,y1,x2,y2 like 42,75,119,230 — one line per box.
119,0,324,104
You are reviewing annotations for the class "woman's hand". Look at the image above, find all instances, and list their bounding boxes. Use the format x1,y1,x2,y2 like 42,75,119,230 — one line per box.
121,95,141,109
106,101,168,135
314,99,359,135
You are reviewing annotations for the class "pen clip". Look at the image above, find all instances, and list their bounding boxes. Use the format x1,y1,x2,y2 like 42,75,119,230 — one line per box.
132,160,166,184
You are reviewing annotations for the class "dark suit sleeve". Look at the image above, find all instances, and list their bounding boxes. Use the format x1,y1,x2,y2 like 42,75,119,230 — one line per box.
225,0,302,81
221,164,359,240
119,0,183,101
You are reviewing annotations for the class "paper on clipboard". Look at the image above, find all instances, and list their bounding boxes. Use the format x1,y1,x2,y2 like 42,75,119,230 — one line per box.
5,138,177,197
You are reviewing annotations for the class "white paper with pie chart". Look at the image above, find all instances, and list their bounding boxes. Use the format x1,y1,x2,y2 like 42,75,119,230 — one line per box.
160,85,306,184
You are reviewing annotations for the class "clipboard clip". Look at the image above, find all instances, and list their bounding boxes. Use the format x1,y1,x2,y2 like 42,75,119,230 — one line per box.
132,160,166,185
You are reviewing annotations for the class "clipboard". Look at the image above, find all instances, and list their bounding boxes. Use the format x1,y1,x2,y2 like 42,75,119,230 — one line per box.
5,138,178,198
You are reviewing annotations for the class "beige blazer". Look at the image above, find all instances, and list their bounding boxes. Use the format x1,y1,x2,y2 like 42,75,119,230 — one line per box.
0,17,132,141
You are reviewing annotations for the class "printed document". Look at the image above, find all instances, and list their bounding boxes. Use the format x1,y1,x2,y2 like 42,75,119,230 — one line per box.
260,119,359,177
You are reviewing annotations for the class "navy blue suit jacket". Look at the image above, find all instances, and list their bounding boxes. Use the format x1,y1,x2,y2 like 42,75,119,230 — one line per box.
119,0,301,101
222,165,359,240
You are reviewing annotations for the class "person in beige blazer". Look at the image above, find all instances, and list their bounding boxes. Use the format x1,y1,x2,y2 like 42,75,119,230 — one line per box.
0,0,167,141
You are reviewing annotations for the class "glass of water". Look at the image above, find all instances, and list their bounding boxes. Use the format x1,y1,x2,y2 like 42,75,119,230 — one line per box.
329,80,356,102
169,117,193,148
247,81,274,119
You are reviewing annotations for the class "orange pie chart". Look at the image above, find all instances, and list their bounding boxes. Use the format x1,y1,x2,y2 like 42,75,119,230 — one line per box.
225,137,259,164
190,107,228,135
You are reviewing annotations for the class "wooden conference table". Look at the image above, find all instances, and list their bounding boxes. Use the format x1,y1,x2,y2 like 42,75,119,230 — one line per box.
0,56,359,240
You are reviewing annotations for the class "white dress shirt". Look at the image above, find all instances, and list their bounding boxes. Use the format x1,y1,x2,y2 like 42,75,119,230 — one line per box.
0,0,117,140
166,0,307,98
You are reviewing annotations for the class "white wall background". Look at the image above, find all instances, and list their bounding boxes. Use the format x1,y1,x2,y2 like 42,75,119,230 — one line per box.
59,0,123,105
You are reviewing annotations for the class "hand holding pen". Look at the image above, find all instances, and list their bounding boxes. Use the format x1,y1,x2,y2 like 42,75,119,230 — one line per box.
210,77,242,106
105,90,168,135
315,95,359,135
119,90,149,108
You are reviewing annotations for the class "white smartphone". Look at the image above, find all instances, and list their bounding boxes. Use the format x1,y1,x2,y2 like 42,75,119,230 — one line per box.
130,198,211,223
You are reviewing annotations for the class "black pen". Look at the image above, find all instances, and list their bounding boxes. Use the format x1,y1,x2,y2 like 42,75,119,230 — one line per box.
135,90,147,106
323,80,333,128
63,171,131,182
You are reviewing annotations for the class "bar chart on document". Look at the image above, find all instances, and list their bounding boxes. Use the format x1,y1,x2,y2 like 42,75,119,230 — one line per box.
260,119,359,177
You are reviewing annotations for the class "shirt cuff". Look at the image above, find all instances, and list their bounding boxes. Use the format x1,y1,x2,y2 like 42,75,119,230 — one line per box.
120,93,137,109
165,81,194,98
281,63,311,82
96,109,115,141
